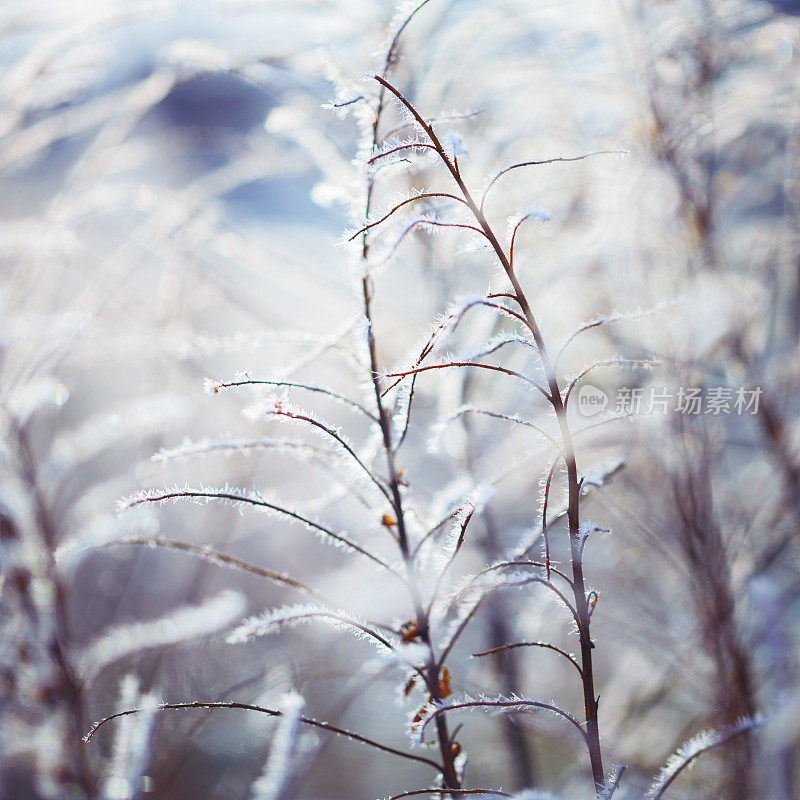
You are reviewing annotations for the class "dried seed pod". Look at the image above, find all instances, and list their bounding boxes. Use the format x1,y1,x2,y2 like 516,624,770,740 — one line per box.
412,702,430,725
439,667,452,699
401,621,421,642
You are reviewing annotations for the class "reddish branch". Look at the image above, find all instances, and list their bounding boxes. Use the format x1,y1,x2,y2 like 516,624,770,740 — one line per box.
373,74,607,791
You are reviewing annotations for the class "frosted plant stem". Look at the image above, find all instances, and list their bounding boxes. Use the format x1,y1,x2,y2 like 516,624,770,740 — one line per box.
14,424,97,796
374,75,606,793
357,15,461,785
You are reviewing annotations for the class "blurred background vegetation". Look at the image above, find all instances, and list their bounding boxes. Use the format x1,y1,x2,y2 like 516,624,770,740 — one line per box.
1,1,799,798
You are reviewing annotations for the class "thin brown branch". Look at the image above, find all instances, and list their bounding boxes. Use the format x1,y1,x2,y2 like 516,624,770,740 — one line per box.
393,372,417,452
384,361,545,397
425,507,477,616
472,640,582,676
412,506,461,560
368,141,440,163
381,109,484,140
437,574,578,671
541,452,565,578
480,150,627,212
361,9,462,790
509,213,533,269
387,217,491,256
444,407,559,451
257,405,394,505
101,537,329,600
387,790,509,800
84,701,443,772
213,378,377,421
417,697,588,744
348,193,468,240
477,560,574,589
381,297,538,396
372,75,606,789
125,490,401,579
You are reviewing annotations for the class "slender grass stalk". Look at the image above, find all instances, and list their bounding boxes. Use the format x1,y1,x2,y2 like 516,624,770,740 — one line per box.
373,73,606,792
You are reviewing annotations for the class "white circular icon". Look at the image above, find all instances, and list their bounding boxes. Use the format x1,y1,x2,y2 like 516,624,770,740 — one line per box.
577,384,608,417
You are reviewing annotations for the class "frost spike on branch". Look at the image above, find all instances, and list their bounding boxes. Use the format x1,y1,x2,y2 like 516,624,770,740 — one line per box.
508,209,550,269
424,504,478,617
462,331,541,363
391,372,417,452
540,451,565,577
512,458,627,563
411,504,463,561
153,433,386,515
375,0,434,105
